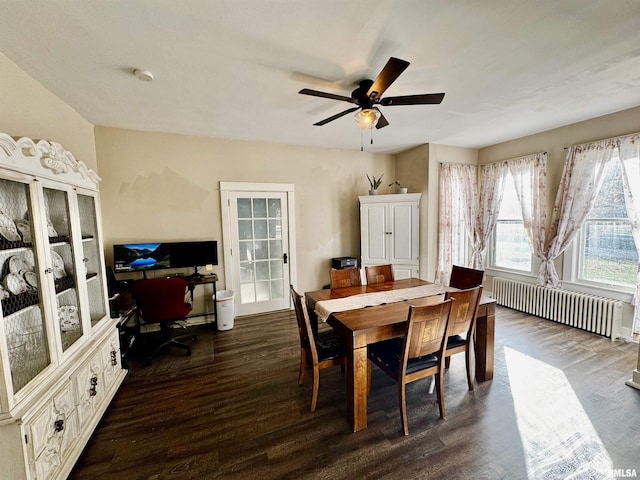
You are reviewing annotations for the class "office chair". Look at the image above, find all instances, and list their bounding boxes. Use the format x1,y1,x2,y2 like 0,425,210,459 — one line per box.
132,277,195,365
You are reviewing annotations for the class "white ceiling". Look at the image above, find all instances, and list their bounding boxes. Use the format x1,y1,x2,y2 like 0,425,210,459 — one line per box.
1,1,640,153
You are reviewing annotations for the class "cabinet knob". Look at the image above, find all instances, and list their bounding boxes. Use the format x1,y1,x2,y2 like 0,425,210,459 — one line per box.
54,419,64,432
110,350,118,366
89,375,98,396
44,268,53,274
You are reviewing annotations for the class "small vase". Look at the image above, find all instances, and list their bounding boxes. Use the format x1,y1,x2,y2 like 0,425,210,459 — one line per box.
398,187,408,194
369,189,379,195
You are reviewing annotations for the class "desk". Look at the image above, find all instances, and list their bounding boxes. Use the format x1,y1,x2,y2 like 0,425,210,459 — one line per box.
305,278,496,432
175,274,219,329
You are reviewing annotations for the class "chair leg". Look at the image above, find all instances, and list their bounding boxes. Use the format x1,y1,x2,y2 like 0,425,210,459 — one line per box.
367,360,372,395
435,372,446,419
298,349,306,385
310,365,320,412
399,381,409,436
465,348,474,391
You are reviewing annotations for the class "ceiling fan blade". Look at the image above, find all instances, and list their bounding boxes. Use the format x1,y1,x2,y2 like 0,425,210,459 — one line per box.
299,88,356,104
380,93,445,106
313,107,359,126
367,57,410,99
373,108,389,129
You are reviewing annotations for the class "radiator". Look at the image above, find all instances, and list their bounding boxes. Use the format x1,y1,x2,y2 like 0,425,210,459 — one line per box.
492,277,623,337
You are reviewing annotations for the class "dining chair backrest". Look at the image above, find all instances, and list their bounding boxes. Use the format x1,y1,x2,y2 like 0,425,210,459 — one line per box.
444,286,483,338
365,264,394,284
449,265,484,290
290,285,316,361
330,268,362,288
403,298,454,365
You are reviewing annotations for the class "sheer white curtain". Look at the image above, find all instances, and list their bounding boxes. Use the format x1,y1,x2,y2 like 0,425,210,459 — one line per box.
473,162,507,268
617,133,640,334
436,164,477,283
541,141,615,287
435,164,456,284
508,153,548,283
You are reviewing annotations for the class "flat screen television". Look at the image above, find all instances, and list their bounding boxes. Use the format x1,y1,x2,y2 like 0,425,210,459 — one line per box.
113,241,218,275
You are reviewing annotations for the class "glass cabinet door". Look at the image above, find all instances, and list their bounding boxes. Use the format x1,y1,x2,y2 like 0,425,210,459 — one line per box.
43,187,83,352
76,193,106,327
0,177,50,393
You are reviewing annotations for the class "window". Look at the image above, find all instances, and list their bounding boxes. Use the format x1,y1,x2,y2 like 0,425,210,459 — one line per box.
489,173,533,272
577,156,638,288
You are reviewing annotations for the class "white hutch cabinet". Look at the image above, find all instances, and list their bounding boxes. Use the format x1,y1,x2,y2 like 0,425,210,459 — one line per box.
0,134,126,479
359,193,421,279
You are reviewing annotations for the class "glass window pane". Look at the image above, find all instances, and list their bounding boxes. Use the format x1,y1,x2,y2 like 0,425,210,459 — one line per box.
255,282,270,302
254,219,267,239
255,261,270,281
492,174,532,271
240,283,255,303
581,221,637,285
269,219,281,239
254,240,268,260
240,262,254,283
239,241,253,262
237,198,252,218
253,198,267,218
270,259,283,279
271,280,284,300
494,221,532,271
580,159,638,287
238,219,253,240
270,240,282,259
268,198,281,218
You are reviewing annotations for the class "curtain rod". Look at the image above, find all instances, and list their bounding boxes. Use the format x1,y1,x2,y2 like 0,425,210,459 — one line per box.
564,131,640,150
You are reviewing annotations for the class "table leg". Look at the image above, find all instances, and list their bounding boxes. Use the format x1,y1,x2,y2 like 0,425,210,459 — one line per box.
347,345,369,432
474,306,495,382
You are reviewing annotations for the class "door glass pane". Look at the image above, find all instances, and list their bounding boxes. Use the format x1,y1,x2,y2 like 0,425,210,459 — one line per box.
236,196,285,304
253,198,267,217
0,177,50,393
44,187,83,351
237,198,252,218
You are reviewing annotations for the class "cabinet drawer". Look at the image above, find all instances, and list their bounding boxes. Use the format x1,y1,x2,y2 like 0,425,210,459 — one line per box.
26,382,78,480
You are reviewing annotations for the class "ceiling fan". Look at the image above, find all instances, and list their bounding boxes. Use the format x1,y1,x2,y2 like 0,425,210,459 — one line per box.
298,57,445,129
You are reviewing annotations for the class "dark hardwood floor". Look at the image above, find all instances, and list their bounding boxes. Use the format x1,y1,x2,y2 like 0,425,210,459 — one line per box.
70,307,640,480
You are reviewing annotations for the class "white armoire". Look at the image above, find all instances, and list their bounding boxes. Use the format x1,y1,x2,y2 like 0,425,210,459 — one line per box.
359,193,421,280
0,133,126,479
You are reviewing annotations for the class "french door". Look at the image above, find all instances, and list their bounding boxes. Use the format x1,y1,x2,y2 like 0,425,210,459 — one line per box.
220,182,296,316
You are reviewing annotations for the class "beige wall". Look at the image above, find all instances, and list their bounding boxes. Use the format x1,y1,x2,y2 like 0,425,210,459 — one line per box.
95,126,395,294
0,53,96,169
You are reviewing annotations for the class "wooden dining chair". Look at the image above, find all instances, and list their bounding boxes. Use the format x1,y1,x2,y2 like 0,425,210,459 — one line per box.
443,286,483,390
290,285,347,412
449,265,484,289
330,268,362,288
367,298,454,435
365,264,394,284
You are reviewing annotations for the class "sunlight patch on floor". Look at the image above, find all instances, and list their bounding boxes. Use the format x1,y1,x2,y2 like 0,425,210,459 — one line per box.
504,347,613,479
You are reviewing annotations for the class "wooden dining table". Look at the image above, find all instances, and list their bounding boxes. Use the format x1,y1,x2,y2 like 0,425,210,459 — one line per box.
305,278,496,432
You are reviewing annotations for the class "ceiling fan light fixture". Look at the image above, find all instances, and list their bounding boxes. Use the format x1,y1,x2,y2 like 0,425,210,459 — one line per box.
354,108,381,129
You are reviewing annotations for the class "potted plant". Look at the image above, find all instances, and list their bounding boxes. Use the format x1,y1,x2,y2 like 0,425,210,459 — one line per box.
389,180,408,194
366,174,383,195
